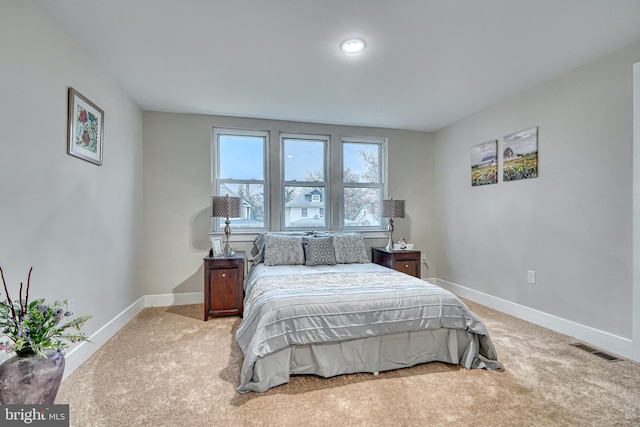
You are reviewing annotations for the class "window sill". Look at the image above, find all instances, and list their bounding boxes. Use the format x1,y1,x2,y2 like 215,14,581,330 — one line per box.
208,230,388,242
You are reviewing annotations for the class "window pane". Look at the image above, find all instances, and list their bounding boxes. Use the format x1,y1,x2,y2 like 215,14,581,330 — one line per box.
284,139,324,181
344,187,381,227
217,183,265,228
343,143,380,183
284,186,326,228
219,135,264,180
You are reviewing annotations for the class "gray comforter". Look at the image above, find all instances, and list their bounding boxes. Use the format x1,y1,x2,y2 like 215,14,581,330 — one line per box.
236,263,502,393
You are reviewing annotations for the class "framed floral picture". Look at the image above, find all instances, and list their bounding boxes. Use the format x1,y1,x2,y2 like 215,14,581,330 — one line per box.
67,88,104,165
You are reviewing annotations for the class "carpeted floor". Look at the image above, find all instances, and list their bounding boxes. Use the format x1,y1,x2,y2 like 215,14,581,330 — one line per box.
56,301,640,426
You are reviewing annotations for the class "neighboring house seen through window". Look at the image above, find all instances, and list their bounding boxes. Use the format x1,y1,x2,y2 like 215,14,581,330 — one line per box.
212,128,268,232
282,133,328,229
212,128,387,233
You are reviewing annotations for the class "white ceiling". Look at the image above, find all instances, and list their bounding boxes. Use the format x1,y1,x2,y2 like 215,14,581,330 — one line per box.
36,0,640,132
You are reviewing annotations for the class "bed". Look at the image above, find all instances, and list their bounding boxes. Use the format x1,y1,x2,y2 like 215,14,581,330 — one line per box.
235,232,503,393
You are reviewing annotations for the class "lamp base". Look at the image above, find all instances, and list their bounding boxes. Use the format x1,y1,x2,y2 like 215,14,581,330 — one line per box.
385,218,395,251
223,217,235,257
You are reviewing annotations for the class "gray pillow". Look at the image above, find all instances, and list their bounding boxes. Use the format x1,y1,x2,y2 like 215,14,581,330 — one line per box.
333,233,369,264
263,234,305,266
253,231,311,265
302,236,336,266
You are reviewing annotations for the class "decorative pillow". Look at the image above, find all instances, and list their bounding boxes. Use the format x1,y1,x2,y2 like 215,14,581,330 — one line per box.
252,231,311,265
332,233,369,264
263,234,305,266
302,236,336,266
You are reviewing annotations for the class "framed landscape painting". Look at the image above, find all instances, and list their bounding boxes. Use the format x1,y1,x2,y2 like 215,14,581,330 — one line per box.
503,126,538,181
471,140,498,186
67,88,104,165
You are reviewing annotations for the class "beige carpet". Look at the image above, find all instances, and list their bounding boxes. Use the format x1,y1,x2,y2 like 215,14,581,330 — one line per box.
56,301,640,426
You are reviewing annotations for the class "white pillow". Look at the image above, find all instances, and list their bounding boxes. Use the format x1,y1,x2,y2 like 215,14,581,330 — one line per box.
332,233,369,264
263,234,305,266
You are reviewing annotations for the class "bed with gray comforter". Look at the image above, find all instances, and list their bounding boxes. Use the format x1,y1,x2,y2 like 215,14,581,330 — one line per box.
236,262,503,393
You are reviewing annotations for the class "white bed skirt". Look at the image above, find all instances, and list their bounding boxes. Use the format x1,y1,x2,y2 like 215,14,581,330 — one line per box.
247,328,480,393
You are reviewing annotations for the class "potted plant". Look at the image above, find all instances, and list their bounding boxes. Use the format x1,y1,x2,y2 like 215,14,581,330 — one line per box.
0,266,92,404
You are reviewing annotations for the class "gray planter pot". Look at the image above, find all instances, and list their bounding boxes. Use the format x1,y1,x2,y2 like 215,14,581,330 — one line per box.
0,350,65,404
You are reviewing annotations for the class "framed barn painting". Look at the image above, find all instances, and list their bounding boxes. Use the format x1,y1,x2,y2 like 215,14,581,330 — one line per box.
503,126,538,181
471,140,498,186
67,88,104,165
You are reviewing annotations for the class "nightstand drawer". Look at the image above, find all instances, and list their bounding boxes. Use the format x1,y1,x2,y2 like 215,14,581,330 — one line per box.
371,247,421,278
393,251,419,261
209,268,239,312
395,259,419,277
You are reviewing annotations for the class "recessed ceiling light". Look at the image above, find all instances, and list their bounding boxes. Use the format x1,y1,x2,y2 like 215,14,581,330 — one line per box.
340,38,366,55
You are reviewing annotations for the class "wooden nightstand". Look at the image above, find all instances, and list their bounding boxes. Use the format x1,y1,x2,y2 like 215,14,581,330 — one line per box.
203,251,245,320
371,247,421,278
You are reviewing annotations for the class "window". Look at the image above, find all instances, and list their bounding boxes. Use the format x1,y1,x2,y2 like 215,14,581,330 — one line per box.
342,136,386,229
282,133,329,229
212,128,387,233
212,128,268,231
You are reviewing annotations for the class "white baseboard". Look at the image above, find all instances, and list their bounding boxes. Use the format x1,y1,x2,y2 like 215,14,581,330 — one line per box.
431,278,636,361
63,292,203,380
63,296,146,380
62,281,637,381
144,292,203,307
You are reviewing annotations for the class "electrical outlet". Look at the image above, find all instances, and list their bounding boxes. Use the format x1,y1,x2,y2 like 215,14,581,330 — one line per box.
421,255,427,263
527,270,536,285
67,299,75,315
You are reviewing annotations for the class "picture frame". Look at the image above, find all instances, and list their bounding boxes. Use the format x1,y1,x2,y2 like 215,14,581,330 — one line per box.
212,238,223,257
67,87,104,166
471,140,498,186
503,126,538,182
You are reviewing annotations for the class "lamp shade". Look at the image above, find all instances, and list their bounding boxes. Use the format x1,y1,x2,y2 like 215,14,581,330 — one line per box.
381,199,405,218
211,195,241,218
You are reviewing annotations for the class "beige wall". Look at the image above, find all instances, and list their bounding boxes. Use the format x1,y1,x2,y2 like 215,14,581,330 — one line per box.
0,0,144,352
434,41,640,343
142,112,434,295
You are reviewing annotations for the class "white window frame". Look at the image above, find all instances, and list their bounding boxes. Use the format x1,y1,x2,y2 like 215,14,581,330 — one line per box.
212,127,269,233
281,133,330,230
340,136,388,231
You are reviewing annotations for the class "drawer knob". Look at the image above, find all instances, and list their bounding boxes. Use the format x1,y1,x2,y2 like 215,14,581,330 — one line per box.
405,264,409,268
221,273,226,277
